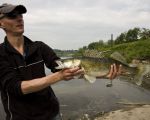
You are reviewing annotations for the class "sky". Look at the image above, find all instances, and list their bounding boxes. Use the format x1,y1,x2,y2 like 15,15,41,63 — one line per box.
0,0,150,50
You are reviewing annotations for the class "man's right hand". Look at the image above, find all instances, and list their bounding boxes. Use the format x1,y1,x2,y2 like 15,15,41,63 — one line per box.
58,67,84,80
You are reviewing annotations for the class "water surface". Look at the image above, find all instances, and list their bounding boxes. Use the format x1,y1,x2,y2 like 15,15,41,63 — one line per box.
52,78,150,119
0,75,150,120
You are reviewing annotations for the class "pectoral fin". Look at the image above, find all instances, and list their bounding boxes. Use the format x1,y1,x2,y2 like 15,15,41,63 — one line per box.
84,74,96,83
55,60,64,69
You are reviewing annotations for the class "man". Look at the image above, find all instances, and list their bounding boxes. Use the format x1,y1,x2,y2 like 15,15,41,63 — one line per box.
0,3,121,120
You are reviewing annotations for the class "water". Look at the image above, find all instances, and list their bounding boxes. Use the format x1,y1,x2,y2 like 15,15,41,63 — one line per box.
0,77,150,120
52,78,150,120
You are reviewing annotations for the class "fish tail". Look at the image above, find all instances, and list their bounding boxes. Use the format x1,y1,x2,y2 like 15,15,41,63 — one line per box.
134,64,150,85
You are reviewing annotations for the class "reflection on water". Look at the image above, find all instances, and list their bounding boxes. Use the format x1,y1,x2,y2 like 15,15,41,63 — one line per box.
52,78,150,120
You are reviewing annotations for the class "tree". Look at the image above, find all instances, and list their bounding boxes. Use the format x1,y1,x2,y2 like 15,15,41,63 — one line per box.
139,28,150,40
126,27,140,42
88,40,104,49
114,33,126,44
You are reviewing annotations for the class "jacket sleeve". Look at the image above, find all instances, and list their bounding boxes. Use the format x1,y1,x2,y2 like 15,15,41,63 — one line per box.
0,56,23,96
40,42,60,73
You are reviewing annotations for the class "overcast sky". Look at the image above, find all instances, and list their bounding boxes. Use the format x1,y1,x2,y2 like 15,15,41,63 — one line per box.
0,0,150,50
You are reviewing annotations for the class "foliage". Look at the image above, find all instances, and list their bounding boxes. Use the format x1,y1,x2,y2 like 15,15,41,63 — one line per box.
75,27,150,62
115,33,126,44
110,39,150,62
126,27,140,42
55,27,150,62
88,40,104,49
139,28,150,40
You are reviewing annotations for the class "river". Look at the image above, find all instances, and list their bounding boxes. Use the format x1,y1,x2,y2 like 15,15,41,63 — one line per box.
0,71,150,120
52,77,150,120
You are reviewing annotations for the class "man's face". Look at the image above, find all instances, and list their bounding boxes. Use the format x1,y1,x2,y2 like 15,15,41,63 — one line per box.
0,11,24,36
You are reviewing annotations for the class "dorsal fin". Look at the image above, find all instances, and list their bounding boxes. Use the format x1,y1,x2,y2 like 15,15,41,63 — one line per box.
110,52,128,66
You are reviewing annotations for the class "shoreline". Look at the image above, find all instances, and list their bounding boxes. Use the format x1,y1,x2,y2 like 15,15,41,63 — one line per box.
95,104,150,120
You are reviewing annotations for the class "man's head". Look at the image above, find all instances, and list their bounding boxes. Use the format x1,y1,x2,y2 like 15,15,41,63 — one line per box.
0,3,27,35
0,3,27,19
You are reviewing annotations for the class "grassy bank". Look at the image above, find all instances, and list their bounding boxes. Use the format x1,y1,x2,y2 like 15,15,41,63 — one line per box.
74,39,150,62
108,39,150,62
55,39,150,62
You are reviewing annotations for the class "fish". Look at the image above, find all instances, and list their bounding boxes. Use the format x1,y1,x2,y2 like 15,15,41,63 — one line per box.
55,50,149,86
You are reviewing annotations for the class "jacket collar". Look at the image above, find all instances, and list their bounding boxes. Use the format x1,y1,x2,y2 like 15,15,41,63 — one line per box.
4,36,20,55
4,36,38,57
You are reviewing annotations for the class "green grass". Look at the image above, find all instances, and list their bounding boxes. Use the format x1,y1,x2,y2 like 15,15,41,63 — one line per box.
108,39,150,62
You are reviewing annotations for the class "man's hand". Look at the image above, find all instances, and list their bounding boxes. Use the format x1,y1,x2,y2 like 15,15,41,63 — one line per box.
58,64,122,81
58,67,84,80
106,64,122,80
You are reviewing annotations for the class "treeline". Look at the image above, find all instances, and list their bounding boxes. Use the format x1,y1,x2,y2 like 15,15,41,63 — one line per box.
54,49,77,57
75,27,150,62
79,27,150,50
54,27,150,62
114,27,150,44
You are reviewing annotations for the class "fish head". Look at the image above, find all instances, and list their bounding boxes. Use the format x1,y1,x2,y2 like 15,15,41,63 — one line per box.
55,58,81,69
73,59,81,67
63,60,73,68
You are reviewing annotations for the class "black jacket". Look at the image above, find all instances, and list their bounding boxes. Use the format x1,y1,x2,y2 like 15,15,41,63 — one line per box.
0,36,60,120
